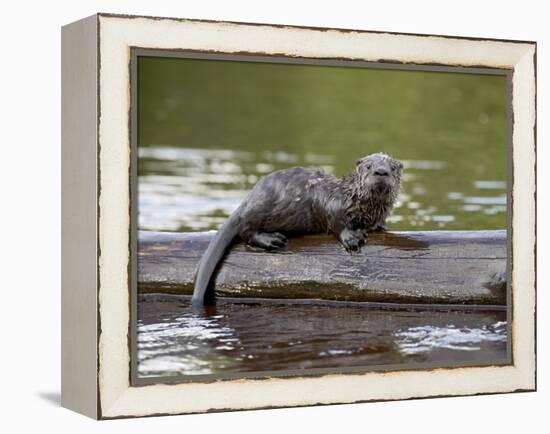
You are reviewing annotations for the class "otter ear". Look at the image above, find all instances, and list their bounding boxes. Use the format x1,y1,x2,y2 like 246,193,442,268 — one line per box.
356,158,364,166
398,161,404,170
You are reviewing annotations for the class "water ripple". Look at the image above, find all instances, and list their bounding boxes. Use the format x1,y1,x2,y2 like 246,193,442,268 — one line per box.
136,296,508,379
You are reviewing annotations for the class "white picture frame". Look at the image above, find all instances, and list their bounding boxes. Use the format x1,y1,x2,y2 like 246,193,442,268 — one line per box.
61,13,536,419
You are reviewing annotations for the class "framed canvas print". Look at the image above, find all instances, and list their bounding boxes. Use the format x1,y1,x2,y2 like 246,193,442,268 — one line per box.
61,13,536,419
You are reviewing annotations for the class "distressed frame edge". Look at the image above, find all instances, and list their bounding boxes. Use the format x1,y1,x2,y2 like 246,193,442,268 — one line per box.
94,14,536,419
95,11,537,46
61,13,100,419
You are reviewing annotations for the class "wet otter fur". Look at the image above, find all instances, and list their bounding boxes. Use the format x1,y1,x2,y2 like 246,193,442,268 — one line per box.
192,152,403,306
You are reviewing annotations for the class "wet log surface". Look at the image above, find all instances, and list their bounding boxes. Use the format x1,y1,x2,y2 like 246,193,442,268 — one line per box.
138,230,507,306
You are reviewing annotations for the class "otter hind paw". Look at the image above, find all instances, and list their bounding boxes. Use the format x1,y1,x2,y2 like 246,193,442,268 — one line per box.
249,232,288,251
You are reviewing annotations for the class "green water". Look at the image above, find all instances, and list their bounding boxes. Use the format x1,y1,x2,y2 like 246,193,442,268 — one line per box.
137,56,508,233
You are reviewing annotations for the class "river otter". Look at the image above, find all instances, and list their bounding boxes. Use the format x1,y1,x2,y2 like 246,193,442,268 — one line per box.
192,152,403,306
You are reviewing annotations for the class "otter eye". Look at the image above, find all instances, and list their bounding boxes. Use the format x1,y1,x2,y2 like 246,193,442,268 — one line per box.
390,162,403,172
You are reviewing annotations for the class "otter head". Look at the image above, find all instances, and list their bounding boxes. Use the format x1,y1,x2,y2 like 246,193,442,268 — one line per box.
355,153,403,198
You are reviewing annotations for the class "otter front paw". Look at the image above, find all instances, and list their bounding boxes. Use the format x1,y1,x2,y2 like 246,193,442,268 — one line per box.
339,228,367,253
374,224,388,232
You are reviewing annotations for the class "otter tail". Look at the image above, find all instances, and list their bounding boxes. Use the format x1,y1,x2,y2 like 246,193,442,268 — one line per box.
192,215,239,306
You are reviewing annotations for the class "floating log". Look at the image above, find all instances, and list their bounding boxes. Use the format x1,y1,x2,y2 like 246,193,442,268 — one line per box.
138,230,507,306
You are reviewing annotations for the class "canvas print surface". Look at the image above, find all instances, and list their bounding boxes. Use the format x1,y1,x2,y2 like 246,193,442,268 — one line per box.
134,55,509,382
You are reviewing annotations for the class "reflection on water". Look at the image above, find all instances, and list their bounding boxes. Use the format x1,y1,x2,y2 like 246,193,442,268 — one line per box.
394,321,507,355
138,146,507,233
139,312,241,375
137,295,507,379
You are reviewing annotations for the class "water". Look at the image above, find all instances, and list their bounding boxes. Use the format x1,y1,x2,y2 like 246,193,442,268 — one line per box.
137,295,507,379
138,146,507,233
138,56,508,233
136,56,509,380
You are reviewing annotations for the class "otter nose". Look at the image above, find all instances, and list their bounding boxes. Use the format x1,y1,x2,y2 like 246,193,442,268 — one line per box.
374,168,389,176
